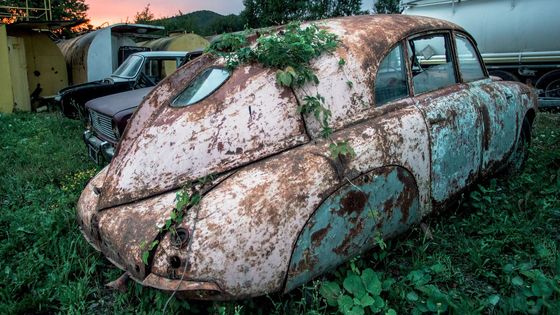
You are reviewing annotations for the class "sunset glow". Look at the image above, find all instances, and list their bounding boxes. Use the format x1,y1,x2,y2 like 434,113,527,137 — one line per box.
85,0,244,27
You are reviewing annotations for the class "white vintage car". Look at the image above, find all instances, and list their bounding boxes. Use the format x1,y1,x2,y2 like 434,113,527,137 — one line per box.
77,15,537,300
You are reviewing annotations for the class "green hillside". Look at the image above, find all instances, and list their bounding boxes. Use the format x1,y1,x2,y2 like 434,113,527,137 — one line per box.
148,10,244,36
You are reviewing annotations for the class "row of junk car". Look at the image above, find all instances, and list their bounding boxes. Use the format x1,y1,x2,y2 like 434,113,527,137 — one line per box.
57,10,543,300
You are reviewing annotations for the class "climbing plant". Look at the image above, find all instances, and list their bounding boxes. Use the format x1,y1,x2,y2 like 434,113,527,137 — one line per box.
206,22,356,160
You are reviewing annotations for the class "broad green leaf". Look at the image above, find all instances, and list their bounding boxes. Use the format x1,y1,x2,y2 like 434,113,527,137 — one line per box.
488,294,500,306
361,269,382,296
406,291,419,302
343,274,366,298
512,276,524,286
348,306,365,315
337,294,354,314
385,309,397,315
359,294,374,307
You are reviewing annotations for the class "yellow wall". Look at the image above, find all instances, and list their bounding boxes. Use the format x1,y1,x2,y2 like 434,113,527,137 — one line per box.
0,25,14,113
7,35,30,111
23,32,68,98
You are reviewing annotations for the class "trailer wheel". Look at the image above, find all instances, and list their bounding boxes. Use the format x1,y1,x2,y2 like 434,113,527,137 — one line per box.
489,70,519,82
535,69,560,98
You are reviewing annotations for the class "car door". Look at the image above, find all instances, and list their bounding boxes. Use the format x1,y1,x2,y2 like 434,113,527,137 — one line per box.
409,32,484,205
453,33,519,173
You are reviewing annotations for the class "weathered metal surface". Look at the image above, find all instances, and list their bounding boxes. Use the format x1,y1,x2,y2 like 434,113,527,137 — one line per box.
468,80,519,173
286,166,420,291
76,15,538,300
298,15,463,138
414,85,484,204
97,62,308,210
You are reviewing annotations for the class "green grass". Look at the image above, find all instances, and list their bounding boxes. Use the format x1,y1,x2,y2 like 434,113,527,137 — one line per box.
0,111,558,314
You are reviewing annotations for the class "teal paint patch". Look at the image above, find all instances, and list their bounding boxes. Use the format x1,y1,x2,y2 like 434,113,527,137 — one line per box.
285,167,420,291
425,89,483,203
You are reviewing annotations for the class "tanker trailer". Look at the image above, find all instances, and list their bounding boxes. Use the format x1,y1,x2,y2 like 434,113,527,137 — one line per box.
403,0,560,107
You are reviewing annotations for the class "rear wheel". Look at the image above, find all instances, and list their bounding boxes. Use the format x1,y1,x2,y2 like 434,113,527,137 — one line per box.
504,117,531,174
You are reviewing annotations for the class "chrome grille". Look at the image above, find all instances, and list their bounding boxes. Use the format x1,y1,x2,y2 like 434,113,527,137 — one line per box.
89,110,117,141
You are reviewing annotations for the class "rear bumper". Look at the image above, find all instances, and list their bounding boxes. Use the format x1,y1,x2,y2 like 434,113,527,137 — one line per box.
83,130,115,163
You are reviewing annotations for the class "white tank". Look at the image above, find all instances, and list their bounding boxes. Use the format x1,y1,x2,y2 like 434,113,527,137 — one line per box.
403,0,560,64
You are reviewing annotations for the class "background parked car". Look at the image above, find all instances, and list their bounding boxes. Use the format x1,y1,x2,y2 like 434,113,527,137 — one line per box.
82,50,204,163
56,51,189,119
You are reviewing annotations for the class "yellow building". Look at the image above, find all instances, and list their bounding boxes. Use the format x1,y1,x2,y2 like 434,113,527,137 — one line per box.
1,21,72,112
0,24,15,113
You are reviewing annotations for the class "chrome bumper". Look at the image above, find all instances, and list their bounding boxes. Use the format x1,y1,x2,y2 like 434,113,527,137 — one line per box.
83,130,115,163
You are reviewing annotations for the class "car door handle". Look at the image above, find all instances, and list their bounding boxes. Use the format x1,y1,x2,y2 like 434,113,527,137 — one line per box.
428,116,446,125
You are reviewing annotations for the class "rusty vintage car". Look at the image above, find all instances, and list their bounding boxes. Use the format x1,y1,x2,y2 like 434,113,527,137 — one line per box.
77,15,537,300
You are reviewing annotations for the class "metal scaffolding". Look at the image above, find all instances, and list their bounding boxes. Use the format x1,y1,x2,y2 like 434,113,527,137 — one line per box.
0,0,52,22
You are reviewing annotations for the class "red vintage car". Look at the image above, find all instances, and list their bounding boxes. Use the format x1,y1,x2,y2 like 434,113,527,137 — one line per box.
77,15,536,300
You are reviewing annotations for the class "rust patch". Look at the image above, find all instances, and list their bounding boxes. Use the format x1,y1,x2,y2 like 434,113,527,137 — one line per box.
337,190,368,215
311,224,331,245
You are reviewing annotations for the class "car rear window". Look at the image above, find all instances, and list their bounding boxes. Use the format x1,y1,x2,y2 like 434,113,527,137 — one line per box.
171,68,230,107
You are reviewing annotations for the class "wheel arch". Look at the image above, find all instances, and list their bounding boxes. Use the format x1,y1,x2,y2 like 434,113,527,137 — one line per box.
282,164,421,293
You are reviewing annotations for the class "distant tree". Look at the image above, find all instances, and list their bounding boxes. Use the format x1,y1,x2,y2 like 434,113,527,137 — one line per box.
374,0,401,14
1,0,89,22
241,0,364,28
309,0,363,20
135,3,155,24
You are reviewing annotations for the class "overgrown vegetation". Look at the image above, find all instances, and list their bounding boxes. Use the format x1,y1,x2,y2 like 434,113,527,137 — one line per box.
0,111,558,314
207,22,354,157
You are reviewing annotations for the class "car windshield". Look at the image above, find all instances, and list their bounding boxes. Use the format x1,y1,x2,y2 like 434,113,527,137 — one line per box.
171,68,230,107
112,55,143,79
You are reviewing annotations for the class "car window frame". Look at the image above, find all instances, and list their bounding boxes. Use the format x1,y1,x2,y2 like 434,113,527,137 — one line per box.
451,31,489,83
170,66,231,108
373,42,411,107
406,30,459,96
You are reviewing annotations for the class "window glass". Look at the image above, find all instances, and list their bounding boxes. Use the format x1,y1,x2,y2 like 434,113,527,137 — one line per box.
112,55,143,78
375,44,409,106
455,35,486,82
171,68,230,107
408,34,457,94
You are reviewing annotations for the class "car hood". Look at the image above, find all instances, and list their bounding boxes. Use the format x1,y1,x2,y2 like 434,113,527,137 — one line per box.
85,87,153,116
96,55,309,210
58,80,106,95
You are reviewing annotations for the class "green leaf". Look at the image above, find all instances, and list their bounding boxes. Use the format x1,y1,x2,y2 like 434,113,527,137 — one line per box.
347,306,365,315
338,58,346,67
488,294,500,306
385,309,397,315
343,274,366,298
503,263,515,273
361,269,382,296
512,276,524,286
406,291,419,302
430,263,445,274
141,251,149,265
337,294,354,314
319,281,341,306
359,294,374,307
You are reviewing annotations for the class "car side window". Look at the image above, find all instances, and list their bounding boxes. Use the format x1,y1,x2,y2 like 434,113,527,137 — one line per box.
455,34,486,82
375,44,409,106
408,34,457,94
